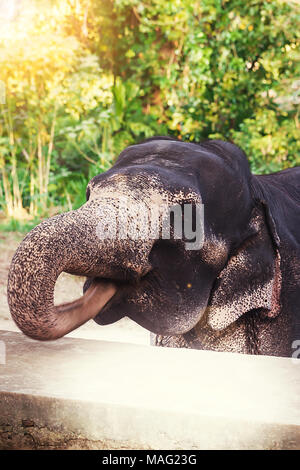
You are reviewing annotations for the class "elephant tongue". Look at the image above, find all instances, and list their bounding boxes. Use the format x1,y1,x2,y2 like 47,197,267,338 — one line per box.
54,280,117,337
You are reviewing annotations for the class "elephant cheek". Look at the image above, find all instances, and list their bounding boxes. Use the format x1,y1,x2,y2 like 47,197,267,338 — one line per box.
126,292,210,336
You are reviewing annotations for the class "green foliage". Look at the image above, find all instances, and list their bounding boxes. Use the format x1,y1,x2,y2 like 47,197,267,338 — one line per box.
0,217,42,233
0,0,299,221
103,0,299,159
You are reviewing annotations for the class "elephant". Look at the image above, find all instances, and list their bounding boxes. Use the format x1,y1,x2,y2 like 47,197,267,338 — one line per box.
7,137,300,357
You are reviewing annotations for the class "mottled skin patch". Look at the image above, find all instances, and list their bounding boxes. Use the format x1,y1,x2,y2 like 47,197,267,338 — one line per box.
207,208,281,331
7,137,300,356
154,307,291,357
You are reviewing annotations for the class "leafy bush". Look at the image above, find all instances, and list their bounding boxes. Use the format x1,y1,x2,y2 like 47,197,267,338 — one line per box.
0,0,299,221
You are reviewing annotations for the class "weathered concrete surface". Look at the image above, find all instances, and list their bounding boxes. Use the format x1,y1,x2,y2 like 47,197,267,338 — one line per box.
0,330,299,450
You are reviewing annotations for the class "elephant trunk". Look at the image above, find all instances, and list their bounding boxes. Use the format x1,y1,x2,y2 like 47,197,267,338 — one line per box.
7,201,117,340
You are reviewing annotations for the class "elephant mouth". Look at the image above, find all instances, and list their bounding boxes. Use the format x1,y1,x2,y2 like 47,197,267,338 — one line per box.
88,269,154,326
90,260,212,336
80,238,216,337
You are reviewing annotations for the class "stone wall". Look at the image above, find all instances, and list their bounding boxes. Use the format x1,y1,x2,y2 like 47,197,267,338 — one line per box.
0,330,299,450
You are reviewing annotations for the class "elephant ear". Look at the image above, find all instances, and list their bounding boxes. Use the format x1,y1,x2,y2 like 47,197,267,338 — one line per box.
207,204,282,330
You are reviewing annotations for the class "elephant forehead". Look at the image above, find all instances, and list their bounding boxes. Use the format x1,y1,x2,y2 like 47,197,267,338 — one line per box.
87,174,203,253
88,172,202,206
84,173,204,272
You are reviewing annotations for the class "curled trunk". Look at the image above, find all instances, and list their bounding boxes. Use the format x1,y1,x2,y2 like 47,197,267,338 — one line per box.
7,201,116,340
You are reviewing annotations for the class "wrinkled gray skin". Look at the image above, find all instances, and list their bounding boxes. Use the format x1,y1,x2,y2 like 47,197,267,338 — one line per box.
151,308,290,355
7,138,299,357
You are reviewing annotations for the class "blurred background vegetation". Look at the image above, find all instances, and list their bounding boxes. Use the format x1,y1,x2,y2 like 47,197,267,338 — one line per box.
0,0,299,230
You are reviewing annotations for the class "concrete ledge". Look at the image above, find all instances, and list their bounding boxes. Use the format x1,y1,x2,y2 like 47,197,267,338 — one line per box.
0,330,299,450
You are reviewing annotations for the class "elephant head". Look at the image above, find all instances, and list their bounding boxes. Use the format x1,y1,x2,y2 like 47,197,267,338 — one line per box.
7,138,281,342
